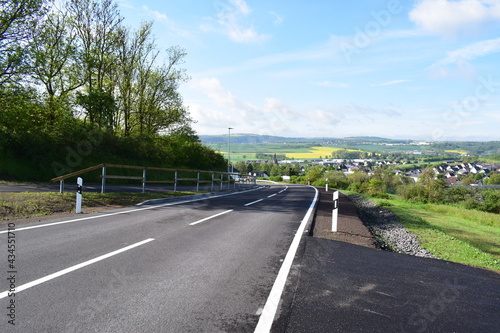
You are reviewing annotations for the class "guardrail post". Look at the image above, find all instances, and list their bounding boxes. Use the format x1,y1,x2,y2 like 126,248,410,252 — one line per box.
174,171,178,192
142,168,147,193
59,179,64,193
332,191,339,232
211,173,214,191
101,165,106,193
220,174,223,190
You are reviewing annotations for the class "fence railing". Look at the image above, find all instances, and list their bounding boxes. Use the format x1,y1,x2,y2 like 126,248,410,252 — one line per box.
50,163,257,193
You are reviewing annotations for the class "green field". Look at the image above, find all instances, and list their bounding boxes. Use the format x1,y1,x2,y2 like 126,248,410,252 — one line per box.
373,198,500,271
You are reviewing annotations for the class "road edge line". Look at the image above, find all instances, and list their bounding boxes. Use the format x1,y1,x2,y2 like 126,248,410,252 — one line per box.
254,186,319,333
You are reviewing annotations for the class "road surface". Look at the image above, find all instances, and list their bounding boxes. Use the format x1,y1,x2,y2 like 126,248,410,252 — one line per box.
0,184,317,332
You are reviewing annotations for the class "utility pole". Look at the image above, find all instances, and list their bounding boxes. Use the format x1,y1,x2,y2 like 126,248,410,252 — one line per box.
228,127,233,174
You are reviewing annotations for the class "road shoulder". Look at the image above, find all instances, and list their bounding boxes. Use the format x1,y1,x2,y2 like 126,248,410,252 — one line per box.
312,187,376,248
278,236,500,332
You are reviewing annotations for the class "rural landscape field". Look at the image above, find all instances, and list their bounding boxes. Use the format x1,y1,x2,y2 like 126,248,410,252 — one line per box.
200,134,498,162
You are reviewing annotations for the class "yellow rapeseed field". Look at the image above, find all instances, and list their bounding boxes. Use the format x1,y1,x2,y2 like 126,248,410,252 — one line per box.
445,149,468,155
286,146,358,159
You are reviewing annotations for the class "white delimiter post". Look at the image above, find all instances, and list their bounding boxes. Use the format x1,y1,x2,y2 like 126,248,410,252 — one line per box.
332,190,339,232
76,177,83,214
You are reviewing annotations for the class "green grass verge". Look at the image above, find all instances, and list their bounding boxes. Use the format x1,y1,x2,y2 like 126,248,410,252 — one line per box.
372,198,500,271
0,191,196,221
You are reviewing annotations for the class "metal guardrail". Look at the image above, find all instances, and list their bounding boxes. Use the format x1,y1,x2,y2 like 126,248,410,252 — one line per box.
50,163,256,193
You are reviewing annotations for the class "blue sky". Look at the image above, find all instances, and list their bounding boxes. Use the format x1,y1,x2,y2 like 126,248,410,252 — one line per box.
118,0,500,140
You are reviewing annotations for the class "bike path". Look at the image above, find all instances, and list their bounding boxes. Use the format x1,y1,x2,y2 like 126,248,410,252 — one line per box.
275,236,499,332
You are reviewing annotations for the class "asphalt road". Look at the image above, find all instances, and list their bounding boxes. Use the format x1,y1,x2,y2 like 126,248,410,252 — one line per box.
0,184,318,332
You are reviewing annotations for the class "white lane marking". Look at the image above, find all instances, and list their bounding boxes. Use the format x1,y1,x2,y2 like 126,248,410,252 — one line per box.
244,199,264,206
189,210,234,226
267,194,277,198
278,186,288,194
254,186,319,333
0,238,155,300
0,187,264,234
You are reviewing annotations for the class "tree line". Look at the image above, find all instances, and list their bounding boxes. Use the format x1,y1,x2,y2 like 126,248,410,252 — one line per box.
1,0,225,180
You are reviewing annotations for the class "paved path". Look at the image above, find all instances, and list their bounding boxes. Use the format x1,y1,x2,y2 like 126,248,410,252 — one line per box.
311,187,376,248
274,188,500,332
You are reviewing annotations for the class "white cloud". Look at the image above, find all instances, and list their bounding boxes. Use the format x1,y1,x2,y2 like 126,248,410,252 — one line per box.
371,80,412,86
201,0,270,43
141,6,192,38
189,77,257,119
430,38,500,78
187,77,404,137
313,81,350,88
231,0,251,15
439,38,500,64
409,0,500,37
270,11,284,25
142,5,168,21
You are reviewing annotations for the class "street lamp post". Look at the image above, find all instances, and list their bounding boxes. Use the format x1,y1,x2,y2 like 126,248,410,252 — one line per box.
228,127,233,174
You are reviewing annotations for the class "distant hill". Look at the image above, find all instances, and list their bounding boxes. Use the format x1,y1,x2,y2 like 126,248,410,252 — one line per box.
199,134,397,145
199,134,311,144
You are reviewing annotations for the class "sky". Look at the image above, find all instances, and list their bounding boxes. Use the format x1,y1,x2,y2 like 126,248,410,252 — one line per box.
118,0,500,141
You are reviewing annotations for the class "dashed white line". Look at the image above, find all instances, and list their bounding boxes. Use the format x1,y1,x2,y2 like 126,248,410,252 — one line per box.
189,210,234,225
267,194,277,198
244,199,264,206
0,238,155,300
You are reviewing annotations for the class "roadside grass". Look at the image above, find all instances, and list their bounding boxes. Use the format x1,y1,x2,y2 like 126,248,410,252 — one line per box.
372,198,500,271
0,191,195,221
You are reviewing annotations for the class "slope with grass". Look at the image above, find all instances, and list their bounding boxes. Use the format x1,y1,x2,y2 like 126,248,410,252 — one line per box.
374,198,500,271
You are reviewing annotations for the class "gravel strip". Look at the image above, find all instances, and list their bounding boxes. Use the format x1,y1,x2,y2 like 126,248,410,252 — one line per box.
347,194,435,258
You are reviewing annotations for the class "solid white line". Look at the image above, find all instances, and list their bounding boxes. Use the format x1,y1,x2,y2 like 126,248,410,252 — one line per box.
0,187,264,234
189,210,234,226
244,199,264,206
0,238,155,300
254,186,319,333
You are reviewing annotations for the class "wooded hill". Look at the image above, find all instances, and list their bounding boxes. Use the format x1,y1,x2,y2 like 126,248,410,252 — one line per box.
0,0,226,181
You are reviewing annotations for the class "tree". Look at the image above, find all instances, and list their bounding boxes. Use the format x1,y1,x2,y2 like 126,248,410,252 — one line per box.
0,0,47,84
30,6,84,124
76,88,115,129
417,168,446,202
234,161,248,174
486,173,500,185
67,0,123,91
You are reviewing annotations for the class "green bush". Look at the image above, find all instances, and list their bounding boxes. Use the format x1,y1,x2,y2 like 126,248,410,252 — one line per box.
375,200,393,207
368,190,390,199
482,190,500,214
463,198,481,210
